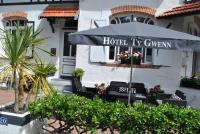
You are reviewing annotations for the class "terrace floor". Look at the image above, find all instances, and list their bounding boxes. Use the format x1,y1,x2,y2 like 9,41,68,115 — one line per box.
180,87,200,110
0,89,14,106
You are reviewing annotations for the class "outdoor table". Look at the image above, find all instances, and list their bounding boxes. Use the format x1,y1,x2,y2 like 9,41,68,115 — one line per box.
134,94,147,101
156,100,163,105
128,94,147,103
108,91,147,103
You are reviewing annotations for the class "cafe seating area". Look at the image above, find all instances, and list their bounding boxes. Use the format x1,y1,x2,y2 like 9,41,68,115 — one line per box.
71,78,188,107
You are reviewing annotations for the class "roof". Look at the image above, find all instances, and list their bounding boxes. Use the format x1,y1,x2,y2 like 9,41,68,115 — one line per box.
40,5,78,18
2,11,27,20
111,5,156,16
157,1,200,18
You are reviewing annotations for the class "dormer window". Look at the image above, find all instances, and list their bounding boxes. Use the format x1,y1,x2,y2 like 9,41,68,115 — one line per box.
4,19,27,32
2,11,28,32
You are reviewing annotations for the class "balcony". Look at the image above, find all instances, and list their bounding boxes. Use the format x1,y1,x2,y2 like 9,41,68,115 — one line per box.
0,0,79,6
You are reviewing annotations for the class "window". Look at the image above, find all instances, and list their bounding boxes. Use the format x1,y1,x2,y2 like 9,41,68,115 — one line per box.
63,18,78,30
63,32,76,57
109,14,154,63
3,18,35,58
3,19,27,33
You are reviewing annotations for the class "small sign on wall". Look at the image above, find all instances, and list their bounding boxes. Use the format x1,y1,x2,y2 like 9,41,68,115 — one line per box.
0,116,8,126
50,48,56,56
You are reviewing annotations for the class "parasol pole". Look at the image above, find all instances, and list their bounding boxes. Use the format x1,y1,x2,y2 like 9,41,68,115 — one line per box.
128,45,134,105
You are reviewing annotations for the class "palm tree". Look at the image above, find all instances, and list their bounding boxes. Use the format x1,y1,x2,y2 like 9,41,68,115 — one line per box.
0,25,47,112
24,59,56,109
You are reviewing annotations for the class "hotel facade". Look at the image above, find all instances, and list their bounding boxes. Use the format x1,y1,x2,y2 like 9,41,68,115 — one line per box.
0,0,199,91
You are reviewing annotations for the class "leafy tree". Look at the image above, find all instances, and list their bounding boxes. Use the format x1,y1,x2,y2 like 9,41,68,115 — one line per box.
24,59,56,109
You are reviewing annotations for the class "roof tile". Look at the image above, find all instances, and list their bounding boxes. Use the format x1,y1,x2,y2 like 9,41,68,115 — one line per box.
40,5,78,18
157,1,200,18
2,11,27,20
111,5,155,16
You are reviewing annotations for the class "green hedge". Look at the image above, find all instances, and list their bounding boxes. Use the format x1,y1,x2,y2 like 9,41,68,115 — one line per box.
28,93,200,134
180,77,200,89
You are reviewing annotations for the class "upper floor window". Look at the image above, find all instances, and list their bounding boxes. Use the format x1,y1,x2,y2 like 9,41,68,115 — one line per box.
2,11,28,33
4,19,27,33
109,14,154,63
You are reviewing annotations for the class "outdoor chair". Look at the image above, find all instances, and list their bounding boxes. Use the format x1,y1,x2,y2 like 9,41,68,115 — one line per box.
107,81,144,104
156,93,172,100
162,99,187,107
128,82,148,102
156,90,187,107
128,82,148,95
107,81,131,104
108,81,128,92
175,90,186,100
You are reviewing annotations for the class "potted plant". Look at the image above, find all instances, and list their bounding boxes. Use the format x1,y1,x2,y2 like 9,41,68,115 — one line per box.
94,83,107,94
0,25,52,134
118,51,130,64
72,68,85,91
147,85,164,105
72,68,85,80
118,51,142,65
131,52,142,65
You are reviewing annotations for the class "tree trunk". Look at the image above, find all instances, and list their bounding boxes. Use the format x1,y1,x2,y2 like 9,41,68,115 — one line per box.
18,71,24,110
13,69,19,112
25,86,33,110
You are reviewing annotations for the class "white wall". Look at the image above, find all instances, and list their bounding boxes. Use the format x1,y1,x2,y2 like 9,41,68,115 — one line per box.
156,0,181,15
183,15,200,75
76,0,191,92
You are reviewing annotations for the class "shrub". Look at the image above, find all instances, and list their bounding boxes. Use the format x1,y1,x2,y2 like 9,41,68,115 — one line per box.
72,68,85,78
180,77,200,89
29,93,200,134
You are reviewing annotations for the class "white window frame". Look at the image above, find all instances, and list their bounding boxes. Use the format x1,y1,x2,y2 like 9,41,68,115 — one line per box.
3,18,34,58
3,19,27,33
109,14,154,64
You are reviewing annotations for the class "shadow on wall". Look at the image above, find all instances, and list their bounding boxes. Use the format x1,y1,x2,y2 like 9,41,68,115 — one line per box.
35,17,60,65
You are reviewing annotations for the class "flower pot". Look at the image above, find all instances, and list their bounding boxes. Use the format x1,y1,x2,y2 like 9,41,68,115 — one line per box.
0,110,42,134
120,58,126,64
126,58,131,64
132,58,141,65
121,58,131,64
135,59,141,65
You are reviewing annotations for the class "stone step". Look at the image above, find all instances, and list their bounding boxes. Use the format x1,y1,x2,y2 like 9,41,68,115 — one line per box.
47,78,73,93
49,78,72,86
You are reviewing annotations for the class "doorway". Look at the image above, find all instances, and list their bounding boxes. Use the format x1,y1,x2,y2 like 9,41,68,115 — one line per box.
60,31,76,76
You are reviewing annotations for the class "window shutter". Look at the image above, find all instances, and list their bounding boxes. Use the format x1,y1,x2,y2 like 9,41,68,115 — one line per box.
90,19,107,63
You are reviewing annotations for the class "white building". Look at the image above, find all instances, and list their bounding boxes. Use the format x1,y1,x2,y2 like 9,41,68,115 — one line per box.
0,0,199,92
